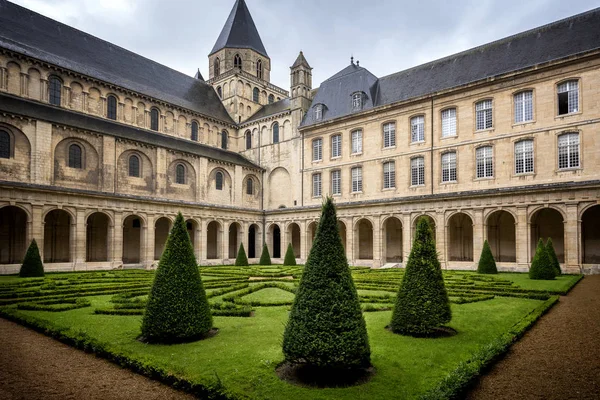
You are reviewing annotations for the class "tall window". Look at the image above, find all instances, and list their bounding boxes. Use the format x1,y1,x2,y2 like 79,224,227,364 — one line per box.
253,87,259,102
441,108,457,137
331,170,341,195
411,157,425,186
476,146,494,178
256,60,263,79
128,155,140,177
351,130,362,154
214,58,220,77
272,122,279,144
191,121,199,141
331,134,341,158
312,138,322,161
150,108,159,131
383,122,396,148
314,105,323,121
312,173,322,197
441,152,457,182
246,178,253,195
557,80,579,115
217,86,222,98
234,54,242,69
107,95,118,120
514,91,533,123
268,94,274,104
215,171,223,190
176,164,186,184
476,100,493,130
411,115,425,142
383,161,395,189
351,167,363,192
221,131,228,149
515,140,534,174
352,92,362,110
68,144,82,169
0,130,10,159
48,76,62,106
558,133,580,169
245,130,252,150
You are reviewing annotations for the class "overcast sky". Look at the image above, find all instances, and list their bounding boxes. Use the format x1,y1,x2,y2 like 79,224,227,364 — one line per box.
11,0,599,90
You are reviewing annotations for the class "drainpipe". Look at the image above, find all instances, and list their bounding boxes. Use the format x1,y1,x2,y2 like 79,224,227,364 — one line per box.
430,96,434,195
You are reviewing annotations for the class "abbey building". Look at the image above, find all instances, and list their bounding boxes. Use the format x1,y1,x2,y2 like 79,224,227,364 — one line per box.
0,0,599,274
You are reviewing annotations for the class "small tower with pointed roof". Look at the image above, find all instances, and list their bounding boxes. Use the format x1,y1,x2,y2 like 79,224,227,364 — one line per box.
290,51,313,125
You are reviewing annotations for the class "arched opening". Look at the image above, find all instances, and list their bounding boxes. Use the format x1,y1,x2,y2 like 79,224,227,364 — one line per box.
150,108,159,131
86,212,109,262
486,210,516,262
269,224,282,259
413,215,436,242
0,206,27,264
123,215,142,264
530,208,565,263
307,222,318,254
234,54,242,69
288,223,301,258
272,122,279,144
214,58,220,77
448,213,474,261
248,224,258,258
338,221,347,253
154,217,171,260
582,205,600,264
44,209,71,263
207,221,220,259
355,219,373,260
228,222,242,259
221,131,228,150
107,95,117,120
256,59,263,79
245,130,252,150
186,219,199,258
384,217,403,262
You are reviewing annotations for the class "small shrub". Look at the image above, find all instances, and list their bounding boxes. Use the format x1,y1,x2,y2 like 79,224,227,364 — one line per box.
546,238,561,276
19,239,44,278
529,238,556,280
259,243,272,266
235,244,249,267
477,240,498,274
283,243,296,266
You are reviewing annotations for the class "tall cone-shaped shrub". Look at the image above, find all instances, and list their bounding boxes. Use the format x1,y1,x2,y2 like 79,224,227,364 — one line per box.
546,238,561,276
259,243,272,265
282,197,370,368
390,217,451,336
529,238,556,280
19,239,44,278
141,212,212,343
283,243,296,266
235,243,249,266
477,240,498,274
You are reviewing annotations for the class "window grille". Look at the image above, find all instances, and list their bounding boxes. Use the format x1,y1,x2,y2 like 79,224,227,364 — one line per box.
441,108,457,137
312,138,322,161
476,146,493,178
442,152,457,182
49,76,62,106
476,100,493,130
129,155,140,177
411,157,425,186
331,134,341,158
331,170,341,195
558,133,580,169
68,144,82,169
515,140,534,174
411,116,425,142
351,130,362,154
0,130,10,159
383,161,395,189
514,91,533,123
176,164,185,184
312,173,322,197
351,167,362,192
557,81,579,115
383,122,396,148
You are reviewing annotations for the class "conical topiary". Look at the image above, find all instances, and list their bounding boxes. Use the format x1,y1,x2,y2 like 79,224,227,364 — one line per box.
477,240,498,274
283,243,296,266
235,243,249,266
282,197,370,369
259,243,272,266
546,238,561,276
141,212,212,343
390,217,451,336
19,239,44,278
529,238,556,280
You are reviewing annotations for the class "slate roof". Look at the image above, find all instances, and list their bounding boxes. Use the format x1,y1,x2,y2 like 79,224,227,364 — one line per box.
0,93,261,170
0,0,234,125
244,98,291,123
291,51,311,69
210,0,268,58
302,7,600,127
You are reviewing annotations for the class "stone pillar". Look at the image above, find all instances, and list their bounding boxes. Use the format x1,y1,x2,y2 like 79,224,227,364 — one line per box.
347,218,355,265
564,203,581,273
145,214,156,268
472,209,484,265
100,96,107,116
112,212,123,266
402,213,411,264
70,216,77,270
372,218,381,268
74,209,86,270
118,102,125,122
0,67,7,91
82,91,88,112
223,220,230,262
20,72,28,97
200,219,208,263
299,220,307,260
436,211,446,267
31,205,44,254
40,78,48,101
516,206,529,269
64,86,71,108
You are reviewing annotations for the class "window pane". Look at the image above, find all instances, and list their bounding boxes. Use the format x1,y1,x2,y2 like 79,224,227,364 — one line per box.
245,131,252,149
0,131,10,159
514,91,533,123
476,100,493,130
442,152,457,182
331,134,341,158
441,108,456,137
331,170,341,195
313,173,322,197
558,133,580,169
411,116,424,142
515,140,534,174
247,178,253,195
273,123,279,144
129,155,140,177
383,123,396,148
352,131,362,153
216,172,223,190
476,146,493,178
150,109,159,131
49,77,61,106
68,144,82,169
191,122,199,141
313,138,322,161
411,157,425,186
107,96,117,120
352,167,362,192
176,164,185,184
383,161,395,189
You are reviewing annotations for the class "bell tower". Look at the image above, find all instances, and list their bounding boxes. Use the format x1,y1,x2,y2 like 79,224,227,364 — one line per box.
290,51,313,126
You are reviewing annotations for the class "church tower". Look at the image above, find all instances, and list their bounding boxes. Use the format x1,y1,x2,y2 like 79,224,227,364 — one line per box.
290,51,313,124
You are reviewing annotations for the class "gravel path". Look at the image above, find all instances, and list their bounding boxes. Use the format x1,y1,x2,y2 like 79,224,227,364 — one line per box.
468,275,600,400
0,318,195,400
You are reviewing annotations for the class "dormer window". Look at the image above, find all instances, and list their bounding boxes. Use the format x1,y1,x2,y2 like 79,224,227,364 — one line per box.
352,92,363,110
314,104,323,121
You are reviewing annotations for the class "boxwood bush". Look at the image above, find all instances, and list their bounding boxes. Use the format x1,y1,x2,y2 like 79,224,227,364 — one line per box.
546,238,561,276
529,238,556,280
283,243,296,266
259,243,272,266
235,243,249,267
477,240,498,274
19,239,44,278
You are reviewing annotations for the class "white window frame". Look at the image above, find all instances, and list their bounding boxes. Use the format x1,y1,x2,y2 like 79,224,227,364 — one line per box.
314,105,323,121
331,134,342,158
515,140,534,174
383,122,396,148
351,167,362,193
383,161,395,189
411,157,425,186
558,132,580,169
312,138,322,162
514,91,533,123
352,92,363,110
312,173,322,197
475,100,493,131
441,152,457,183
351,130,362,154
476,146,494,179
411,115,425,143
331,170,341,195
557,80,579,115
441,108,457,138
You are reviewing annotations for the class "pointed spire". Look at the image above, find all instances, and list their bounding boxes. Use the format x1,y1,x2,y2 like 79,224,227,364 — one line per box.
210,0,268,57
194,68,204,81
291,51,311,69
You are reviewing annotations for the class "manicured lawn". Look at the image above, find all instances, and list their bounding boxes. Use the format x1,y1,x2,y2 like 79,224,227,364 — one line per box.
242,287,295,302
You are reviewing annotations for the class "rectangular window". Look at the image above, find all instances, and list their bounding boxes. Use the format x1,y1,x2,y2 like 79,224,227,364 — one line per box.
557,81,579,115
514,91,533,123
351,167,362,192
476,100,493,130
558,133,580,169
383,122,396,148
352,93,362,110
331,170,341,195
441,152,457,182
411,116,425,142
441,108,457,137
515,140,534,174
331,134,342,158
411,157,425,186
383,161,395,189
312,173,322,197
315,105,322,121
312,138,322,161
351,130,362,154
476,146,494,178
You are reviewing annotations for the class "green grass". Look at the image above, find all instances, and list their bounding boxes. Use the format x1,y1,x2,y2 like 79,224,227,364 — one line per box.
242,288,295,302
495,273,582,293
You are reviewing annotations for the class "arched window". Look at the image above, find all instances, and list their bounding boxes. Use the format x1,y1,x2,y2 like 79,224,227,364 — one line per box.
68,144,82,169
268,94,274,104
107,95,117,120
221,131,228,149
245,130,252,150
0,130,10,159
256,59,263,79
216,171,223,190
176,164,186,184
217,86,222,98
128,154,140,177
150,108,159,131
48,76,62,106
246,178,253,195
191,121,199,141
234,54,242,69
214,58,220,77
272,122,279,144
253,87,259,103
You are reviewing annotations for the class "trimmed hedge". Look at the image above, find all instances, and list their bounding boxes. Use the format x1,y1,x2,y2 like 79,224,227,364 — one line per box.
259,243,272,266
529,238,556,280
19,239,44,278
546,238,562,276
477,240,498,274
235,244,249,267
17,297,91,311
283,243,296,266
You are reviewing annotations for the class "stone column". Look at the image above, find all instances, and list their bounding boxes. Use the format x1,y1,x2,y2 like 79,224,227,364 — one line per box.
70,216,77,270
0,67,7,91
20,72,28,97
402,213,411,264
436,211,446,267
516,206,529,269
82,91,89,112
145,214,156,268
40,78,48,102
472,209,484,265
74,208,86,270
347,218,356,265
200,219,208,263
31,205,44,254
372,218,381,268
223,220,230,261
100,96,107,117
564,203,580,273
112,212,123,266
118,102,125,122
